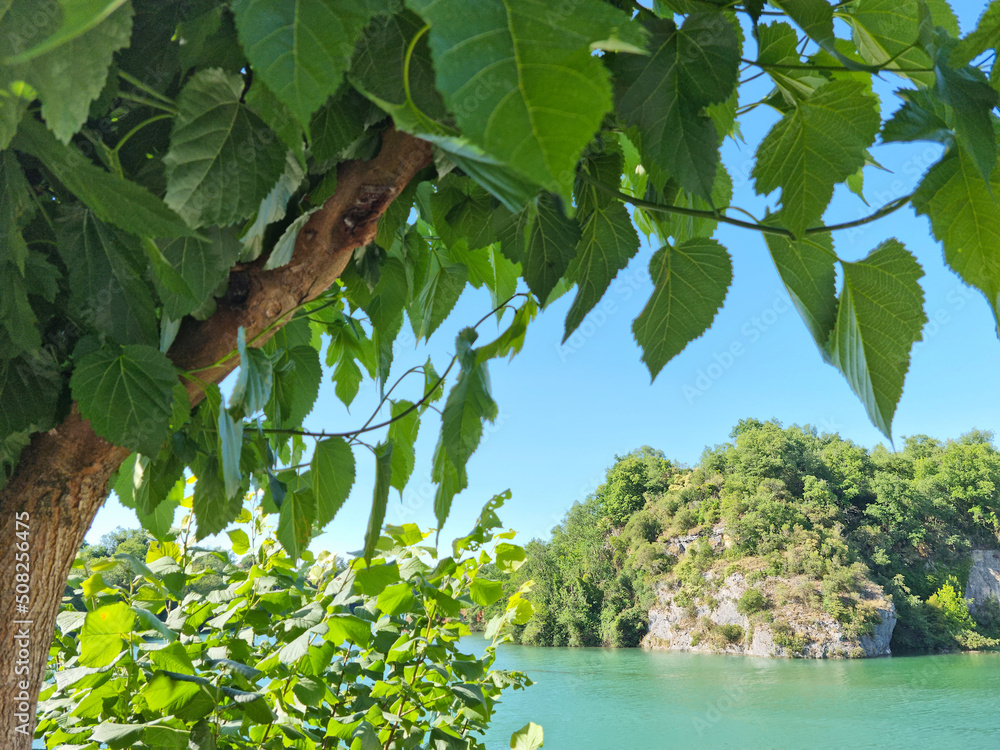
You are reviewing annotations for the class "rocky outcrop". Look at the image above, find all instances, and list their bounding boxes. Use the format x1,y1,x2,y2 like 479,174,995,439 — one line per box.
642,571,896,658
965,550,1000,615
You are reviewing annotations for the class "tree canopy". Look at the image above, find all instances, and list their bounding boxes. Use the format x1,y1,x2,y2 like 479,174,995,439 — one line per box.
5,0,1000,742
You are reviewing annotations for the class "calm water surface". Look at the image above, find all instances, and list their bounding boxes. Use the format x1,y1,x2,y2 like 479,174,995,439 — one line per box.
464,636,1000,749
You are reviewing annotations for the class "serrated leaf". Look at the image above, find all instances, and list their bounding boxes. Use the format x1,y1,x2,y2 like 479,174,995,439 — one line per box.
231,0,390,128
827,239,926,437
563,200,639,340
309,85,371,164
934,57,998,185
407,0,644,203
440,358,498,487
954,0,1000,66
277,487,315,560
244,76,306,167
764,224,837,353
14,118,195,238
430,175,508,252
228,529,250,555
267,344,322,426
155,228,241,320
881,88,953,145
91,723,146,749
229,327,273,418
0,350,61,437
80,602,135,667
164,68,287,227
312,437,355,528
363,441,393,563
193,455,241,539
55,209,158,346
845,0,954,85
387,400,420,493
71,343,176,455
218,408,244,499
912,148,1000,334
2,1,132,142
349,8,447,133
519,193,580,304
612,13,740,200
412,259,468,341
752,80,880,236
632,238,733,379
240,153,306,261
263,208,319,270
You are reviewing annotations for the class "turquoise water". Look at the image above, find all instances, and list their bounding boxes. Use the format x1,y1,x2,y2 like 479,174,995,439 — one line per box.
466,637,1000,749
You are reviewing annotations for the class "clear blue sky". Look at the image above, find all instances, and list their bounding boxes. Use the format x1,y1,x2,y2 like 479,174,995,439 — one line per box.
89,3,1000,555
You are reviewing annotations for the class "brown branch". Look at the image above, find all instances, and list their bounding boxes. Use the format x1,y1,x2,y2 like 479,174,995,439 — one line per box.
0,124,433,747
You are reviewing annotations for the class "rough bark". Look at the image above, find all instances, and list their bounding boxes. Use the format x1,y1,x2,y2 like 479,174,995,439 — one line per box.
0,126,432,747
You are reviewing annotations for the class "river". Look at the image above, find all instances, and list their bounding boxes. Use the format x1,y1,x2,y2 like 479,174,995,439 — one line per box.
464,636,1000,749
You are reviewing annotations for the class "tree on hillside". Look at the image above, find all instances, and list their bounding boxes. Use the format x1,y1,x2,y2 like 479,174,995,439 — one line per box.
4,0,1000,741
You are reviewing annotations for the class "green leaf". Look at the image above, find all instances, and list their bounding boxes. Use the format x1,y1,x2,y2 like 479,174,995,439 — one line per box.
752,80,880,236
363,441,393,563
0,350,61,438
934,57,998,185
844,0,945,86
430,175,507,252
71,343,176,455
912,148,1000,334
14,118,195,239
241,153,306,262
563,199,639,341
440,351,498,484
411,258,468,341
470,577,504,607
377,582,415,616
632,238,733,379
764,225,838,353
407,0,643,202
218,408,244,499
228,529,250,555
954,0,1000,66
80,602,135,667
267,345,322,426
355,561,400,596
612,14,740,200
349,8,448,133
91,722,146,749
193,455,241,539
309,85,372,164
2,0,129,64
277,487,315,560
772,0,871,71
326,613,372,646
229,328,274,418
388,400,420,493
2,1,132,142
133,606,178,642
519,193,581,304
263,208,319,270
510,722,544,750
881,88,953,145
54,208,158,346
827,239,926,437
231,0,391,129
312,437,356,528
155,228,241,320
164,68,287,227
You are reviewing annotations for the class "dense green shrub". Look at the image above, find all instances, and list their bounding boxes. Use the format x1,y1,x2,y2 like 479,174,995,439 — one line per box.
736,589,769,615
39,499,539,749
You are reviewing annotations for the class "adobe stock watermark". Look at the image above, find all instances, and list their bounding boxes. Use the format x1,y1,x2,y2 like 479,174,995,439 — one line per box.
555,267,648,363
692,682,748,737
682,290,791,404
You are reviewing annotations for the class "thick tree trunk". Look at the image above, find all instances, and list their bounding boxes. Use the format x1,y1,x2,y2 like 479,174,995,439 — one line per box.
0,127,432,748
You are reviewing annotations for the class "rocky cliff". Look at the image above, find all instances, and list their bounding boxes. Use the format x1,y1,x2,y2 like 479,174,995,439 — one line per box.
642,570,896,659
965,549,1000,615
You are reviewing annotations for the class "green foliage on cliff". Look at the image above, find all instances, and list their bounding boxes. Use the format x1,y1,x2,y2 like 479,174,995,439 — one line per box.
483,420,1000,652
